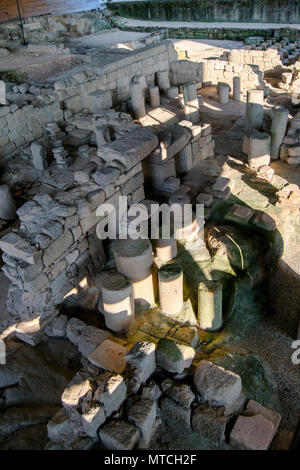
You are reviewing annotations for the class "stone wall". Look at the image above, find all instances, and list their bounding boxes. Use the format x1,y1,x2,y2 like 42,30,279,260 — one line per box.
0,9,110,46
110,0,300,24
225,48,283,75
170,58,264,96
0,41,176,162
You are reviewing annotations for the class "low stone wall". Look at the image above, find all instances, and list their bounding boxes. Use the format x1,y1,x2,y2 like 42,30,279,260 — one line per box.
225,48,283,75
170,58,264,96
0,9,110,46
0,41,176,162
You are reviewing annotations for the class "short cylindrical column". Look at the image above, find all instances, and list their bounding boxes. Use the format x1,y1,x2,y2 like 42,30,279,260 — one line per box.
218,83,230,104
155,238,177,262
245,89,264,130
113,238,156,307
95,126,107,147
158,263,183,316
198,280,222,331
233,76,241,101
0,185,16,220
270,106,289,160
175,143,193,174
156,70,170,93
247,130,271,169
182,82,200,124
132,75,147,98
102,273,134,332
130,82,146,119
166,86,179,99
149,85,160,108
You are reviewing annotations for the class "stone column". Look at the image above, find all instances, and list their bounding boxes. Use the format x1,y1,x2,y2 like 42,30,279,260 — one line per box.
247,130,271,169
270,106,289,160
30,142,47,170
233,76,241,101
132,75,147,98
158,263,183,316
130,82,146,119
198,280,222,331
175,143,193,175
166,86,179,99
245,89,264,130
0,185,16,220
218,83,230,104
114,238,156,308
95,126,107,147
155,238,177,262
182,82,200,124
156,70,171,93
102,273,134,332
149,85,160,108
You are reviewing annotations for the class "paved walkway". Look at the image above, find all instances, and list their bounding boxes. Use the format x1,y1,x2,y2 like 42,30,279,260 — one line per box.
117,17,300,30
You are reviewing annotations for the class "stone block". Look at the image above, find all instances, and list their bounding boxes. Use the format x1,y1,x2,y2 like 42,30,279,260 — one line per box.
94,372,127,418
99,419,140,450
66,317,86,346
192,404,227,443
230,414,276,450
160,397,191,428
128,397,157,446
83,90,112,113
156,338,195,374
88,339,128,374
194,360,242,407
81,403,106,438
161,378,195,408
78,326,110,357
125,341,156,384
61,371,93,411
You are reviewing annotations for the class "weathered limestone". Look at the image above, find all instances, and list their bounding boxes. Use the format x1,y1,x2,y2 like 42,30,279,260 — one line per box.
247,130,271,169
160,396,191,428
114,239,156,307
132,74,147,98
175,143,193,174
130,82,146,119
128,397,157,446
0,80,7,105
270,106,289,160
161,378,195,408
88,339,128,374
198,281,222,331
233,76,241,101
155,238,177,262
245,89,264,130
30,142,47,170
166,86,179,99
194,360,242,407
192,404,227,443
156,70,171,93
225,204,254,225
0,185,16,220
182,82,200,124
156,338,195,374
102,273,135,332
94,372,127,418
149,85,160,108
78,326,110,357
81,404,106,438
158,264,183,317
126,341,156,385
99,419,140,450
218,83,230,104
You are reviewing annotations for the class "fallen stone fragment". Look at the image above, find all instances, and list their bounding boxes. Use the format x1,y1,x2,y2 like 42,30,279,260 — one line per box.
160,397,191,428
78,325,110,357
94,372,127,418
194,360,242,407
161,378,195,408
128,397,157,446
61,371,93,411
81,403,106,437
192,404,227,443
47,408,78,445
99,419,140,450
156,338,195,374
88,339,128,374
0,185,16,220
66,317,86,346
125,341,156,384
230,413,276,450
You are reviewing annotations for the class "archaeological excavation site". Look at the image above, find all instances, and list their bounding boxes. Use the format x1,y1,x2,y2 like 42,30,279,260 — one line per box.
0,0,299,453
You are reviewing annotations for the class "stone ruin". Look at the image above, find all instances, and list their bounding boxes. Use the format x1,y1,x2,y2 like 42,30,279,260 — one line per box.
0,17,299,452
